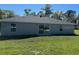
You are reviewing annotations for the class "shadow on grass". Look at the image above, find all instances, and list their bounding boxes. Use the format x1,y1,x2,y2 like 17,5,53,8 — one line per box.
0,34,79,41
0,35,38,41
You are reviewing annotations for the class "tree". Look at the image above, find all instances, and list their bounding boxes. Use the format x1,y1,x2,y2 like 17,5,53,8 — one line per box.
37,11,45,17
52,11,63,20
24,9,31,16
77,13,79,20
75,13,79,24
0,9,16,19
30,12,36,16
42,4,53,17
64,10,76,23
0,9,4,19
4,10,15,18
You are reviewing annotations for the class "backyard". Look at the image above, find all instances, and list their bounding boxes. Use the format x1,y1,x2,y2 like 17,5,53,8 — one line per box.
0,30,79,55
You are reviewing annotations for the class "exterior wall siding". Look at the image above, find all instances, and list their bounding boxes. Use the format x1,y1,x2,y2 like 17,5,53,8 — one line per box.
1,22,39,36
1,22,75,36
50,24,74,34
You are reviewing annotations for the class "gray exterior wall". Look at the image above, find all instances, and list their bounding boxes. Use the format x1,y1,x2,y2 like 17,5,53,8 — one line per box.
1,22,39,36
1,22,75,36
50,24,74,34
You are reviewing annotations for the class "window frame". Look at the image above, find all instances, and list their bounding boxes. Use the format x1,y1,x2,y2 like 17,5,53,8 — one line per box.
39,24,50,34
11,27,16,32
60,25,63,31
11,23,16,27
10,23,16,32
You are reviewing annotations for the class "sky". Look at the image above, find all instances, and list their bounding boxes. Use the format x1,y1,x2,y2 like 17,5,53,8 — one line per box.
0,4,79,16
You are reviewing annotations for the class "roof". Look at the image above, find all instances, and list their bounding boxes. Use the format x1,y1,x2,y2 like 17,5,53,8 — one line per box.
0,16,76,25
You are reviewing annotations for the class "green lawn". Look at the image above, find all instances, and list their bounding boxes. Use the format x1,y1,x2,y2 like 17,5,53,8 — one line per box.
0,30,79,55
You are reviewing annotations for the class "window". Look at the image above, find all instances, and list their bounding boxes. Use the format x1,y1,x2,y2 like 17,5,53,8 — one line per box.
44,26,50,33
11,24,16,27
39,24,50,34
60,25,63,31
11,23,16,32
39,25,44,34
11,28,16,32
39,29,44,34
44,26,49,30
39,25,44,29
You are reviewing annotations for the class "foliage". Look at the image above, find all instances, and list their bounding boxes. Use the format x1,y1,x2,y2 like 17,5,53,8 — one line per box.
37,11,45,17
30,12,36,16
41,4,53,17
77,14,79,20
0,4,79,23
0,9,4,19
5,10,15,18
64,10,76,23
52,11,63,20
24,9,31,16
23,4,79,23
0,9,16,19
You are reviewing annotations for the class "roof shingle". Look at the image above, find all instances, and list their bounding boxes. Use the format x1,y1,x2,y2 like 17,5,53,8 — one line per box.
0,16,75,25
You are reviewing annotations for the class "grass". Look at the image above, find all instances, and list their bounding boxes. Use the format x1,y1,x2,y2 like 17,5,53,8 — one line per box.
0,30,79,55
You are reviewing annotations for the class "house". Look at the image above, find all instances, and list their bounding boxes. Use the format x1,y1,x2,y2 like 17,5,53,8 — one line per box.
0,16,76,36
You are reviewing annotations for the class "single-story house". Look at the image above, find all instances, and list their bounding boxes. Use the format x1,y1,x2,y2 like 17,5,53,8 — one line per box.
0,16,76,36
